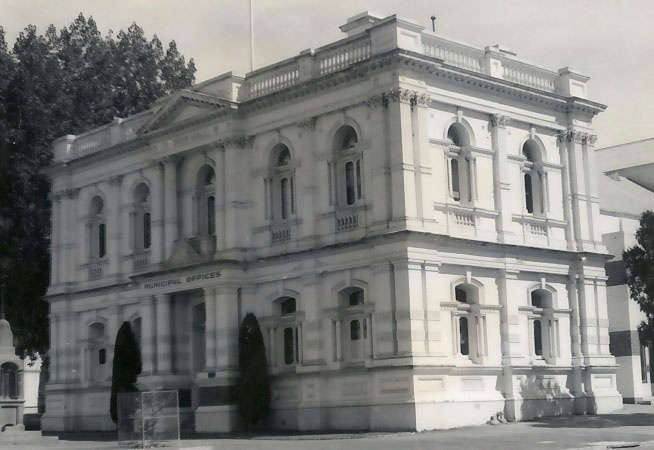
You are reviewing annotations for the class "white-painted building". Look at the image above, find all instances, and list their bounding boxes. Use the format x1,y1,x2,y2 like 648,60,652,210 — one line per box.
597,139,654,404
42,12,621,432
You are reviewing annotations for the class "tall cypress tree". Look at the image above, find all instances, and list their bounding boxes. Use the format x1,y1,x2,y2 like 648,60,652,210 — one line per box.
110,321,142,424
237,313,271,425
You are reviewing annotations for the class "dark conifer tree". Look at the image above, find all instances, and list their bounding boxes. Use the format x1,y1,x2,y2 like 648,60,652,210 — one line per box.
237,313,271,425
110,321,142,424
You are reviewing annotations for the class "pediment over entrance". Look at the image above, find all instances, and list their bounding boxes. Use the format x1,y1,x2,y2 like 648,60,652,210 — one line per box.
137,90,235,136
163,239,203,269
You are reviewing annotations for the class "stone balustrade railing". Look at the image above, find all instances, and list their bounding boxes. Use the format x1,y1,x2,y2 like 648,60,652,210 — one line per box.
53,15,586,163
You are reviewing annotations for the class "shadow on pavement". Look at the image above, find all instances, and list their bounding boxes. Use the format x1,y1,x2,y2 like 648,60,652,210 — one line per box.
529,413,654,428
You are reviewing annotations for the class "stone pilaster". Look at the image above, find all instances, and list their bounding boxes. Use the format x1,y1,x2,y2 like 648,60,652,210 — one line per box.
150,161,165,266
107,176,123,279
489,114,513,242
139,296,157,377
155,293,172,374
203,287,217,370
163,156,180,259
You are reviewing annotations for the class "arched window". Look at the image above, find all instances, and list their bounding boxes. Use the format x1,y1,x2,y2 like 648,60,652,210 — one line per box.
0,363,19,399
267,296,301,369
451,283,486,362
196,165,216,236
332,126,363,207
132,183,151,251
89,196,106,260
522,140,548,215
446,123,476,204
266,145,295,223
529,288,558,362
87,322,107,383
335,287,371,364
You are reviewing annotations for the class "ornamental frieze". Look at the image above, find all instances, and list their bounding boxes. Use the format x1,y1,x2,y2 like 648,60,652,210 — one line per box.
490,113,511,128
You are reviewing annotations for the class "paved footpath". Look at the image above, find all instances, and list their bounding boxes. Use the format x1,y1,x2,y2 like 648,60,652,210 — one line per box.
9,405,654,450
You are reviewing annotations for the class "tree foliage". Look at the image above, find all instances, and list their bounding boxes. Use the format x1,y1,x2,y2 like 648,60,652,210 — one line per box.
0,15,195,359
110,321,142,424
237,313,271,425
624,210,654,344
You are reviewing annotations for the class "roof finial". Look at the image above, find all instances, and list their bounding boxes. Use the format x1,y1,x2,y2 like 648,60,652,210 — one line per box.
431,15,437,32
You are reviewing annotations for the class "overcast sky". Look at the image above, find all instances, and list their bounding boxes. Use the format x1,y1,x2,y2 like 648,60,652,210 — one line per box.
1,0,652,148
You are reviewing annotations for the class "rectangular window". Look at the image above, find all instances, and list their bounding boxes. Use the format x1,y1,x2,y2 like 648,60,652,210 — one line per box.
533,320,543,356
350,320,360,341
99,348,106,365
283,327,295,365
207,196,215,235
524,173,534,213
98,223,106,258
143,212,151,249
459,317,469,355
345,162,355,205
290,177,295,214
640,345,649,383
281,178,289,219
356,159,362,200
450,159,460,201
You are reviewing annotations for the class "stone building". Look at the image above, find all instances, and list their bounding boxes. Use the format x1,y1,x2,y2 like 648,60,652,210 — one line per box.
42,12,621,432
597,139,654,404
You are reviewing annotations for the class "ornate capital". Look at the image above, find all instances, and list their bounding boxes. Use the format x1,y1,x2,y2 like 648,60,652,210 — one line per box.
219,136,255,150
582,133,597,145
559,130,583,144
366,93,385,108
298,117,317,131
64,187,80,200
108,175,123,186
490,113,511,128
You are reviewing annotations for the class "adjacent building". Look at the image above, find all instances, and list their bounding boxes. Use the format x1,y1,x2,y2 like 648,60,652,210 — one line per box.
597,139,654,404
42,12,621,432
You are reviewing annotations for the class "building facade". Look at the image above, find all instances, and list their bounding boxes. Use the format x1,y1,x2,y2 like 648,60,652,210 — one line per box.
597,139,654,404
43,12,621,432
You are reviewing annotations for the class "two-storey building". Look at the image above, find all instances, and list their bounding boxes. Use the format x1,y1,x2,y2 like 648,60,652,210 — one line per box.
42,12,621,432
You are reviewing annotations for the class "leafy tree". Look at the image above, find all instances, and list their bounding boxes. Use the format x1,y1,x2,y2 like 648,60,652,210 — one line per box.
236,313,271,425
110,321,142,424
0,15,195,359
624,210,654,344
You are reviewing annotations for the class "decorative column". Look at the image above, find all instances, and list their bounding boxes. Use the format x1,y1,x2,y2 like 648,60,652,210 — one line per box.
155,293,172,374
140,296,157,377
108,176,123,279
213,145,226,254
558,140,576,250
50,193,62,286
61,188,80,284
300,273,322,366
214,285,239,375
150,161,165,266
371,262,396,357
561,130,589,250
411,91,432,221
163,156,180,259
203,287,217,370
490,114,513,242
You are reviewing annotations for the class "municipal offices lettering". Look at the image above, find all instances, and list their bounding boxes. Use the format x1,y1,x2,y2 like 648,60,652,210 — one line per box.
142,270,221,291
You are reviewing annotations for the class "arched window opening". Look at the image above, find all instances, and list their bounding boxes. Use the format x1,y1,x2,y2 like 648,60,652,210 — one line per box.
446,124,475,203
89,196,106,260
0,363,18,399
271,296,300,369
87,322,106,383
528,288,558,362
336,287,370,364
332,126,363,208
196,165,216,236
268,144,296,223
132,183,151,252
452,283,485,363
522,140,548,216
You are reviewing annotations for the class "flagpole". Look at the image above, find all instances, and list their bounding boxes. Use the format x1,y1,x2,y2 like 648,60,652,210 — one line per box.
249,0,254,72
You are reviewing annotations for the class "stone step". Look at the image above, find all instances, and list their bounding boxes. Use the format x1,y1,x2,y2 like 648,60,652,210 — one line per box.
0,430,59,445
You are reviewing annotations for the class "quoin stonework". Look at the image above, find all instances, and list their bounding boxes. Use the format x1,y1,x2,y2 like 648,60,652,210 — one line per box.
43,12,621,432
